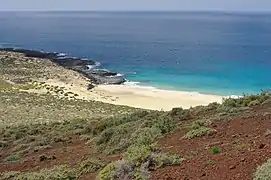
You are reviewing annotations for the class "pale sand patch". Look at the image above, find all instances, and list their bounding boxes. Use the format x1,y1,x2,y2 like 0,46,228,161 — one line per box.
41,78,223,111
94,85,223,110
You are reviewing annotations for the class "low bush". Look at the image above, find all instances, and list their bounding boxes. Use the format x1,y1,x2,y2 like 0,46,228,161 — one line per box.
150,152,183,169
5,154,21,163
98,150,182,180
94,110,175,155
211,147,221,154
222,92,270,108
131,127,162,146
125,145,152,166
77,158,105,176
169,108,192,121
1,165,76,180
98,162,117,180
183,121,215,139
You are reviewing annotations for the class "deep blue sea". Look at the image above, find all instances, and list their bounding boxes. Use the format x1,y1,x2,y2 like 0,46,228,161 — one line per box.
0,11,271,95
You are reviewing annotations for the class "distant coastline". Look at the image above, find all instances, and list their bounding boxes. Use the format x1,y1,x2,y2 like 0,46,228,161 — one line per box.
0,50,224,110
0,47,126,85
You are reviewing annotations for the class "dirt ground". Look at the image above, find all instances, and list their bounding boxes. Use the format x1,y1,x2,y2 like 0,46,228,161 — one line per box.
151,108,271,180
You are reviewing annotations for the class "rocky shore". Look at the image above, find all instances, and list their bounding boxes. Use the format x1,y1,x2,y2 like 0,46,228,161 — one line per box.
0,48,126,85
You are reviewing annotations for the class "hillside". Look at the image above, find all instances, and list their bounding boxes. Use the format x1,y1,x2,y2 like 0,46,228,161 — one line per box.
0,51,270,180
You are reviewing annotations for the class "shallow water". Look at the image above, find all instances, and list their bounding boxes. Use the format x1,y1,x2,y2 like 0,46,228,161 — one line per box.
0,11,270,95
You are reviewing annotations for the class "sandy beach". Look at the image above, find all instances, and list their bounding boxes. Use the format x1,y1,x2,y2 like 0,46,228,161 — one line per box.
95,85,223,110
43,78,223,111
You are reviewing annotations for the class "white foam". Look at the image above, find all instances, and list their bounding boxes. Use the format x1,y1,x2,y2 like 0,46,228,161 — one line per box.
225,95,243,99
87,62,101,70
109,73,124,77
87,65,96,69
123,81,140,86
123,81,157,89
57,53,66,57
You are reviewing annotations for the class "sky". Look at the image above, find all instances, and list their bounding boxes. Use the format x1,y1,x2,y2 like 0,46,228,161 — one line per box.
0,0,271,12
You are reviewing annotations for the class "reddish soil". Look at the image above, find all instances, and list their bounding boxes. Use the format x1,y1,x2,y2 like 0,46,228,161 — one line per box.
0,137,91,172
151,109,271,180
0,135,121,179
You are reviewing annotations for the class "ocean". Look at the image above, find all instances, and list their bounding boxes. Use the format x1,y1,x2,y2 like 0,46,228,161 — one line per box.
0,11,270,95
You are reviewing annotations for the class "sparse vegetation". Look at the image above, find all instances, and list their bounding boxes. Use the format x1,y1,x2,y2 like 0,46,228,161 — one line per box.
211,147,221,154
1,165,76,180
221,92,270,108
77,158,106,177
183,121,215,139
5,155,21,163
254,159,271,180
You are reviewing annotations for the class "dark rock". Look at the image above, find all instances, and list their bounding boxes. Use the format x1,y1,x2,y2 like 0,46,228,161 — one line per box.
90,69,118,76
259,144,265,149
87,84,95,90
229,165,236,170
0,48,126,85
52,58,95,67
39,155,48,162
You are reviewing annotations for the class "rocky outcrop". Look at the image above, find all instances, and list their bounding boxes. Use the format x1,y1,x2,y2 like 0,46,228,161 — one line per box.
0,48,126,85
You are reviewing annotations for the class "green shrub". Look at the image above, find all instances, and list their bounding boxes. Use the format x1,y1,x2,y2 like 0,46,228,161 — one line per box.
5,154,20,163
94,111,175,155
1,165,76,180
183,122,215,139
98,162,116,180
222,92,270,108
150,152,183,169
77,159,105,176
95,122,136,154
133,164,149,180
211,147,221,154
125,145,152,165
98,160,136,180
169,108,192,121
153,116,175,134
254,159,271,180
131,127,162,146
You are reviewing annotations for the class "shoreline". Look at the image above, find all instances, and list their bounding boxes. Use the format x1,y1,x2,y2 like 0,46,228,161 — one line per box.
44,79,224,111
0,49,224,110
93,84,224,110
42,78,224,111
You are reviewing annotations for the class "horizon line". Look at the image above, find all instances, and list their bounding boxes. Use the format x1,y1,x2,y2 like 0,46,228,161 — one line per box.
0,9,271,14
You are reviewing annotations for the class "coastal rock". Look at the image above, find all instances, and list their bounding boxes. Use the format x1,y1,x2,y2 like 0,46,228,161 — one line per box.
89,69,118,76
90,74,125,84
87,84,95,90
0,48,126,85
52,58,96,67
0,48,58,59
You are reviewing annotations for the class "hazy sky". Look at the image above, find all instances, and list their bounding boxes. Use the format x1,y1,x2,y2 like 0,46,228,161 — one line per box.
0,0,271,12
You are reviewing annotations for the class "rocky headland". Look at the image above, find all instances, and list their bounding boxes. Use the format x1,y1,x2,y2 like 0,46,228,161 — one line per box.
0,48,126,86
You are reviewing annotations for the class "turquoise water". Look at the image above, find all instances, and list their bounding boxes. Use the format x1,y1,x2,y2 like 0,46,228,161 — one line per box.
0,11,271,95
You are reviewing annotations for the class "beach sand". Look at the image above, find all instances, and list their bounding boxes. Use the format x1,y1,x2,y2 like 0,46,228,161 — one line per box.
43,78,223,111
